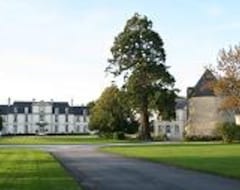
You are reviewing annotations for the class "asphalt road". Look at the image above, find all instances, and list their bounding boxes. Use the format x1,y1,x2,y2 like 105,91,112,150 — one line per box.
50,145,240,190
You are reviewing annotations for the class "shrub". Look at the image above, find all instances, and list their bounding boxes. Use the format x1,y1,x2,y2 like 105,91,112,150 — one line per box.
113,131,125,140
184,135,221,142
153,133,168,141
215,122,240,143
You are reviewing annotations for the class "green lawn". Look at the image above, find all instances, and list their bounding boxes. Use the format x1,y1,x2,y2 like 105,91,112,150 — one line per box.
0,135,132,145
102,143,240,179
0,149,81,190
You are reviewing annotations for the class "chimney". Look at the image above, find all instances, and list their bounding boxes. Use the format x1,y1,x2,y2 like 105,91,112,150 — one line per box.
8,97,11,107
71,99,74,106
50,99,54,104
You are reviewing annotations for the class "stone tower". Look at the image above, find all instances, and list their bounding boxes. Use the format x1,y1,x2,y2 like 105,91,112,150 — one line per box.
185,69,225,137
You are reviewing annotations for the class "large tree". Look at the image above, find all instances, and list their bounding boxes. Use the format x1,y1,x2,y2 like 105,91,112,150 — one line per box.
106,13,176,140
212,44,240,114
89,85,138,136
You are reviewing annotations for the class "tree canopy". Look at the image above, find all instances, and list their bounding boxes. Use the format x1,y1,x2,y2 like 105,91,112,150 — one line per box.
89,85,138,137
107,13,177,140
212,44,240,114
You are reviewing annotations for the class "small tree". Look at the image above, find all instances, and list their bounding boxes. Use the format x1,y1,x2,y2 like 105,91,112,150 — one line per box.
106,13,176,140
89,85,138,137
212,44,240,114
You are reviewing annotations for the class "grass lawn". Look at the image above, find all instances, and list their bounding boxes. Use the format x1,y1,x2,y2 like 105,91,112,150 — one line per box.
0,135,133,145
0,149,81,190
102,143,240,179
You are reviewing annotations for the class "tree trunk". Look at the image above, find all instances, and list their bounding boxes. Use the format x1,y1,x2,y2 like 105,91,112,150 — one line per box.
139,101,152,141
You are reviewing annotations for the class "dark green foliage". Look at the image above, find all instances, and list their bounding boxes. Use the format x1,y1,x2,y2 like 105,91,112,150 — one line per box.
107,13,177,140
89,85,138,137
113,131,125,140
184,135,221,142
86,101,95,114
216,122,240,143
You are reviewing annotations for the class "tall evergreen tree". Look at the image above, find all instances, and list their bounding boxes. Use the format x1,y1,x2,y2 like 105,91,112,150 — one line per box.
107,13,176,140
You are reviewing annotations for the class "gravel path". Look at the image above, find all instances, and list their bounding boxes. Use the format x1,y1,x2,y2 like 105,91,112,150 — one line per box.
51,145,240,190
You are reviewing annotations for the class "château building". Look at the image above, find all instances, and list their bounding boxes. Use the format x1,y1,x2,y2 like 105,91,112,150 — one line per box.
185,69,234,137
0,99,89,135
152,97,187,140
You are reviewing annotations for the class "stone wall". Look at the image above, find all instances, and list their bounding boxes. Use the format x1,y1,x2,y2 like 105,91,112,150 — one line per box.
186,96,224,136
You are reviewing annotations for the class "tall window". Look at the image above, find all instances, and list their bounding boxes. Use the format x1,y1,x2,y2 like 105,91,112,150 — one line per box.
55,125,58,133
13,125,17,134
39,112,45,122
24,125,28,133
25,107,28,122
76,116,80,122
55,108,59,122
83,109,87,122
166,125,171,134
175,125,179,135
14,107,17,122
65,108,69,122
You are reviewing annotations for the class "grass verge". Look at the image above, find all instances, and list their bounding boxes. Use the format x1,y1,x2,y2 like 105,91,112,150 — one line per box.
0,135,134,145
0,149,81,190
102,143,240,179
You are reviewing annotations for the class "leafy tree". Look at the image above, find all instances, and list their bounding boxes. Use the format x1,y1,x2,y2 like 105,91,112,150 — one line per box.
86,101,96,114
106,13,176,140
89,85,138,137
211,44,240,114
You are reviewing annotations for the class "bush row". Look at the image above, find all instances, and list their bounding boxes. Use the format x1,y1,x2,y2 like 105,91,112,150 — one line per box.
215,122,240,143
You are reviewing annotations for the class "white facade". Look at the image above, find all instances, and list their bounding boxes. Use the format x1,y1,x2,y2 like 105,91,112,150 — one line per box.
0,100,89,135
152,98,187,140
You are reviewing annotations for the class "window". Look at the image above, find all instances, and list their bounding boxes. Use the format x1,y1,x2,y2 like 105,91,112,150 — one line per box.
77,125,80,132
166,125,171,134
39,114,45,122
55,108,59,122
175,125,180,135
158,125,162,133
13,125,17,134
83,115,86,122
14,114,17,122
55,125,58,133
24,125,28,133
55,115,58,122
76,116,80,122
83,109,87,122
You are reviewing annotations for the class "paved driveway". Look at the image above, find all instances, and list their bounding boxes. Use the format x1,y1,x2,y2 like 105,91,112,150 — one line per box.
51,145,240,190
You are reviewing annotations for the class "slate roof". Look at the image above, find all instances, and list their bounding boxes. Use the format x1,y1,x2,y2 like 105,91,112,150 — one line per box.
0,105,10,115
187,69,217,98
0,101,88,115
175,98,187,109
70,106,88,115
52,102,69,114
13,101,32,113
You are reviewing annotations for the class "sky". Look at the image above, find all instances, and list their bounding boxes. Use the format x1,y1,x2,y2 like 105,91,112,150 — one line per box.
0,0,240,105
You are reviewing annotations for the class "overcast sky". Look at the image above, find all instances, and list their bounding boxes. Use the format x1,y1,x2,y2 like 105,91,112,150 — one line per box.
0,0,239,105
